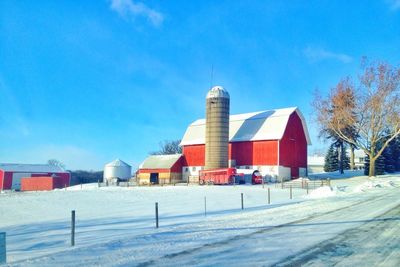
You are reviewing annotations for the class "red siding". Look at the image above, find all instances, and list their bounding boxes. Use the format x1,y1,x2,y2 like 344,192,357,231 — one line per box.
170,156,183,172
0,171,13,190
252,140,279,165
279,112,308,177
56,173,71,187
183,145,205,166
183,140,278,167
229,142,252,165
0,170,4,190
31,173,70,187
229,141,278,166
21,176,65,191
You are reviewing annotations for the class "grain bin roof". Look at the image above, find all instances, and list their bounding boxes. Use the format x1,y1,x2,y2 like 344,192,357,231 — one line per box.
180,107,311,146
139,154,182,169
0,163,66,173
105,159,131,167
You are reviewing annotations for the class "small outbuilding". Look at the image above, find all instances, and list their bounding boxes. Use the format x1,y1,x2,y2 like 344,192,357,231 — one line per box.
21,176,66,191
0,163,70,191
137,154,183,185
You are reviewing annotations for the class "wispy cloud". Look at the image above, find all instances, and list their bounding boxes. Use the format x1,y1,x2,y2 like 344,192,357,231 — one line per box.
303,46,353,64
0,76,30,137
386,0,400,10
110,0,164,27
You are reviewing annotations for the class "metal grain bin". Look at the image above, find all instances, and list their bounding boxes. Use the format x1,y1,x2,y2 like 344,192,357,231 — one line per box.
103,159,132,182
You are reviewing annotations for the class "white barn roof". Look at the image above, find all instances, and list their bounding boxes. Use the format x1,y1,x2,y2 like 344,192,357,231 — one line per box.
180,107,311,146
0,163,66,173
139,154,182,169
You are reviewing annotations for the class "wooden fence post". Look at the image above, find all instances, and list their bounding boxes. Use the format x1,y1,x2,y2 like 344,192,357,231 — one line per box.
268,188,271,204
204,197,207,216
155,202,159,228
71,210,75,246
241,193,244,210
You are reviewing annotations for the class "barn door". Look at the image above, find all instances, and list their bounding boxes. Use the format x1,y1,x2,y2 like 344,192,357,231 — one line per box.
150,173,159,184
290,139,299,178
291,167,299,178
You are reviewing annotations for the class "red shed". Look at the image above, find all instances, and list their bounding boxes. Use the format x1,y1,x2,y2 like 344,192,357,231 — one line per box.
180,107,311,181
0,163,70,191
21,176,65,191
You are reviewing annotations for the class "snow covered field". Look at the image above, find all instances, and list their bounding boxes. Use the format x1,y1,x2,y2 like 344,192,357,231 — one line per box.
1,173,400,266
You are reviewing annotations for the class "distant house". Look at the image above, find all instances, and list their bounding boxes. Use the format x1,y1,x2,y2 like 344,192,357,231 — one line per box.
307,149,366,174
307,155,325,174
0,163,70,191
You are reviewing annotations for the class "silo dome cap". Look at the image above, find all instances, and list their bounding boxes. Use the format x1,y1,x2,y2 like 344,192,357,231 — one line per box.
206,85,230,99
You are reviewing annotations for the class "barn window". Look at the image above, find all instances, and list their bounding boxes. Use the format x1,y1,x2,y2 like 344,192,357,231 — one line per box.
192,167,196,171
185,167,189,172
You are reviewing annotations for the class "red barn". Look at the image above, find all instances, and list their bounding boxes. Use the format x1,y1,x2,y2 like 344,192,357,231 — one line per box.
0,164,70,191
21,176,66,191
180,107,311,181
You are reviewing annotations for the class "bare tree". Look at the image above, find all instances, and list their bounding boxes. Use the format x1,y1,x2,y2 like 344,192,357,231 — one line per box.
150,140,182,155
47,159,66,170
313,60,400,176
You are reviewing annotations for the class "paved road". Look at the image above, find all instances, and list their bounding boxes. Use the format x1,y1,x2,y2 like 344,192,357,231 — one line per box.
145,191,400,266
277,204,400,267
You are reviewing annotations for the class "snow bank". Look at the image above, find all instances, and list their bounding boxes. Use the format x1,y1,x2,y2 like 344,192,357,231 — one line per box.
309,170,364,180
353,178,397,193
306,186,336,199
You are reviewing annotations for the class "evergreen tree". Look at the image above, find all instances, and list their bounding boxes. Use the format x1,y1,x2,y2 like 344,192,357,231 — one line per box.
364,154,370,176
383,142,396,173
324,145,339,172
392,136,400,171
343,149,351,170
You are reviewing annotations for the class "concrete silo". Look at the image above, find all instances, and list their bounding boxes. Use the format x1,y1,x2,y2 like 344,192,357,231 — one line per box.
103,159,132,183
205,86,230,170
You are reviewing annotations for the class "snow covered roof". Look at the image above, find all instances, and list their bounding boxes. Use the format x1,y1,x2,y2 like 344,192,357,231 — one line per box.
139,154,182,169
206,86,230,99
0,163,67,173
105,159,131,167
180,107,311,146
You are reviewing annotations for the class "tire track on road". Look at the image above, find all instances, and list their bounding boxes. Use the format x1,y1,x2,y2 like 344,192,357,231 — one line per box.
138,193,393,267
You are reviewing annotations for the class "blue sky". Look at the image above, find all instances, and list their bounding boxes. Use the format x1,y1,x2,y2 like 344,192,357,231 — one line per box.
1,0,400,170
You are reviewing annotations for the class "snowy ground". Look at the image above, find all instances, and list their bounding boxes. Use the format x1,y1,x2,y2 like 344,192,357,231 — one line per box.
1,172,400,266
